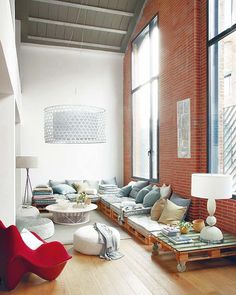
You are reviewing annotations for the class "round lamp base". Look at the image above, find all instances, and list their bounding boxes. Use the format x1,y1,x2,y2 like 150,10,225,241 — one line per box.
199,226,224,244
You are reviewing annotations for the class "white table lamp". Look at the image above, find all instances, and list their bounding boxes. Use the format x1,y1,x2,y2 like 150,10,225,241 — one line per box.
191,173,232,243
16,156,38,206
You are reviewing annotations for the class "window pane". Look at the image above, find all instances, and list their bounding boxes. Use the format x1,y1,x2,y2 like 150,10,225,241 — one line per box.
209,31,236,192
209,0,236,40
132,28,150,89
150,18,159,77
151,79,158,179
132,84,150,179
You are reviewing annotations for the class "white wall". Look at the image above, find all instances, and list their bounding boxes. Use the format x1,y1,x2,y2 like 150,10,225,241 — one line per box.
0,1,21,103
0,95,15,226
0,1,22,226
19,44,123,191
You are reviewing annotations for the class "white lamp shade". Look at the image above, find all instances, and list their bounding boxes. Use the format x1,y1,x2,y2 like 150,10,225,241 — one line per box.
16,156,38,168
191,173,232,199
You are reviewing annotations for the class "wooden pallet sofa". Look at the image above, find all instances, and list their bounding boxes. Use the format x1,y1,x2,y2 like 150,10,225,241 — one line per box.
98,181,191,245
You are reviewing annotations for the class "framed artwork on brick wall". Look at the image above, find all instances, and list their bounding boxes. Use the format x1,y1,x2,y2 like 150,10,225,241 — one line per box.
177,98,191,158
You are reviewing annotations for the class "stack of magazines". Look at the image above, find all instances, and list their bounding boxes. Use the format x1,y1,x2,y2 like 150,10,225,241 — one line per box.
161,226,180,237
168,235,193,244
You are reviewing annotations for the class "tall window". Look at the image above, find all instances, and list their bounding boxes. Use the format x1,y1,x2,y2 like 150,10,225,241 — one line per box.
131,17,159,181
208,0,236,192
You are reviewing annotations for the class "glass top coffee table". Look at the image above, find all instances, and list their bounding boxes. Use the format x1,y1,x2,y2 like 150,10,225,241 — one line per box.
46,203,97,225
151,231,236,272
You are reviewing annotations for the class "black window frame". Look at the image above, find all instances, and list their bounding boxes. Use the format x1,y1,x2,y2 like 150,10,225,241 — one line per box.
208,0,236,197
131,15,159,182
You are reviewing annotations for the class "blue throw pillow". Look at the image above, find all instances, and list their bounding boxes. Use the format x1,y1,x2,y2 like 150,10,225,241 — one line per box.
129,181,149,199
170,193,191,220
118,184,132,197
143,187,161,207
52,184,76,195
49,179,66,187
135,185,153,204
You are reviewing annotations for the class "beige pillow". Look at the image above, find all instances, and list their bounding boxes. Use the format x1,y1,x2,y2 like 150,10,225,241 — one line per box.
73,182,89,193
158,199,186,225
151,199,166,221
160,184,172,199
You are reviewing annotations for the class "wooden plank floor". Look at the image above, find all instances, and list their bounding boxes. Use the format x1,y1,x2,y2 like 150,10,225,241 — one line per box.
1,238,236,295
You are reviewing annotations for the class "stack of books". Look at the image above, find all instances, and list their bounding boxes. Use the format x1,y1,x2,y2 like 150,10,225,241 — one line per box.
32,186,56,209
98,184,120,195
168,235,193,244
161,226,180,237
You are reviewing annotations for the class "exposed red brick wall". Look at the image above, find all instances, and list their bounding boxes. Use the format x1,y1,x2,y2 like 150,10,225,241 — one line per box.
123,0,236,234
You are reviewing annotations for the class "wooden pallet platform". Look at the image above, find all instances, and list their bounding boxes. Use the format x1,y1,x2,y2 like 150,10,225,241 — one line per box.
98,201,111,218
110,210,120,224
151,231,236,272
126,222,152,245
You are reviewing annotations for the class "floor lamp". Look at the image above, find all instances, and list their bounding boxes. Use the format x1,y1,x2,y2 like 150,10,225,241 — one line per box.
16,156,38,206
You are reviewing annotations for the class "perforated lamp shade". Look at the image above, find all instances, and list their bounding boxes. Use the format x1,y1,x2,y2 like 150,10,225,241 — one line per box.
44,105,106,144
191,173,232,199
16,156,38,169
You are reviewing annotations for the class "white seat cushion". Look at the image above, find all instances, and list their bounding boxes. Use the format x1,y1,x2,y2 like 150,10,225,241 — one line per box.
73,225,120,255
127,215,166,237
21,228,44,250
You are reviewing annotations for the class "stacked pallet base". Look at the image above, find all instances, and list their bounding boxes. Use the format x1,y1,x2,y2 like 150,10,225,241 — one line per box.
98,200,152,245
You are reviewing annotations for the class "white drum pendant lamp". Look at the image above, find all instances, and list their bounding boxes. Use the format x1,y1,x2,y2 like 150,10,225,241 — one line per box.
44,105,106,144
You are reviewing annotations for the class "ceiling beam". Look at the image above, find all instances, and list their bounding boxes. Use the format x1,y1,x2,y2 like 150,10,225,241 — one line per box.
28,17,127,35
28,35,121,51
120,0,146,52
32,0,134,17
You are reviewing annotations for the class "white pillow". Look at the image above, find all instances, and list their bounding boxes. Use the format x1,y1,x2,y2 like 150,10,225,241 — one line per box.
85,188,97,195
128,181,136,187
84,180,99,190
160,184,172,199
21,228,44,250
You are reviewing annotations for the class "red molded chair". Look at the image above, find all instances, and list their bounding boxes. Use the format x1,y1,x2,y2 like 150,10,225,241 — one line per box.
0,220,71,290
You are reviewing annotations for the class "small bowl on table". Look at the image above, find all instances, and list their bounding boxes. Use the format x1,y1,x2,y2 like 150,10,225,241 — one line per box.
192,219,205,233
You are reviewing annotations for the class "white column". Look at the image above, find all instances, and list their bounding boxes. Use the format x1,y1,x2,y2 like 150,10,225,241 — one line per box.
0,95,15,225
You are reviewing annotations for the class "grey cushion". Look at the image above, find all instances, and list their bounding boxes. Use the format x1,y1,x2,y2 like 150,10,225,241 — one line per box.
101,196,131,207
170,193,191,220
135,185,153,204
143,187,161,208
118,184,132,197
129,181,149,199
101,177,117,185
65,179,83,186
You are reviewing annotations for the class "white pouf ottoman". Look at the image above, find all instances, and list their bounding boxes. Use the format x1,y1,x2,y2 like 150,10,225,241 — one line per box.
73,225,120,255
16,217,55,240
16,206,40,218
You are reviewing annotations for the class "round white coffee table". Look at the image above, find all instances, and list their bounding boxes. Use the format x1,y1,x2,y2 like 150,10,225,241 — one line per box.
45,203,97,225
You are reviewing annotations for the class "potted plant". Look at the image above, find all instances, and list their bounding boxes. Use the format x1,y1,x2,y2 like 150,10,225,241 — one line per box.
76,192,88,207
178,221,192,234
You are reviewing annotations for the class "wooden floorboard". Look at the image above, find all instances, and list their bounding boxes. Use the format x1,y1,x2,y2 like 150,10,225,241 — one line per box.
1,238,236,294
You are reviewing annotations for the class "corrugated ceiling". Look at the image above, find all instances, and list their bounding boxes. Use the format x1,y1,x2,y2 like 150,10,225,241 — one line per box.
16,0,146,52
